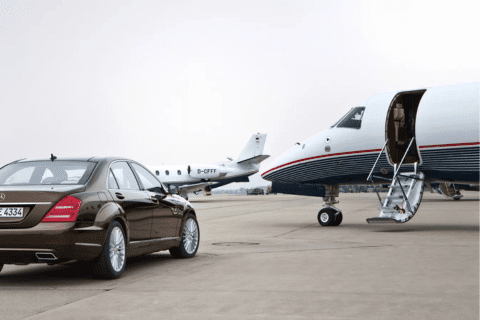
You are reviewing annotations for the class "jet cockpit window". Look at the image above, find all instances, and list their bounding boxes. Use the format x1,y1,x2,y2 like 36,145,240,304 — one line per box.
334,107,365,129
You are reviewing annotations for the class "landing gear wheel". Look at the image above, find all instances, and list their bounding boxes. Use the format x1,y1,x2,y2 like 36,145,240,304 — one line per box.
318,208,342,227
170,213,200,259
331,211,343,226
93,221,126,279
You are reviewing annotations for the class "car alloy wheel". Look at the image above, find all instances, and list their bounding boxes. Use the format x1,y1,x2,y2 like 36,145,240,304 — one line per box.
93,221,127,279
109,226,126,272
169,213,200,259
183,218,199,255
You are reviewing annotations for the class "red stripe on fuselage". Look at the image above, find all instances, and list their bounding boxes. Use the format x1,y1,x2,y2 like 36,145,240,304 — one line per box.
418,142,480,149
261,141,480,177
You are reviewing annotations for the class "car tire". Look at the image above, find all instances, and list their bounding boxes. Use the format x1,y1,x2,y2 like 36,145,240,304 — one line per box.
93,221,126,279
169,213,200,259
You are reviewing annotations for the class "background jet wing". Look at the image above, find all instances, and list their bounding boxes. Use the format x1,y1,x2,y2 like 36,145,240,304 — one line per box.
177,181,213,195
237,154,270,166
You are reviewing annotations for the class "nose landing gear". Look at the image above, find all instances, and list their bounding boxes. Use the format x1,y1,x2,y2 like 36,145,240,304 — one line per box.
317,185,343,226
318,207,343,226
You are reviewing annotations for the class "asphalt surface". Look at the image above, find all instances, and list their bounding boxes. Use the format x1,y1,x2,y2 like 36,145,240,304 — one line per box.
0,192,478,320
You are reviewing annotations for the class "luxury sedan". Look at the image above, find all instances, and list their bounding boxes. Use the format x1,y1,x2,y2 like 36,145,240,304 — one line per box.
0,156,200,279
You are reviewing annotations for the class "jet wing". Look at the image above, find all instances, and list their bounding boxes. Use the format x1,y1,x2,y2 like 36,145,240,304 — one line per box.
177,182,213,195
237,154,270,166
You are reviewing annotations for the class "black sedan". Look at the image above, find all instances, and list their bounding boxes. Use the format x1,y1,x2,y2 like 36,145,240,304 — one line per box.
0,156,200,279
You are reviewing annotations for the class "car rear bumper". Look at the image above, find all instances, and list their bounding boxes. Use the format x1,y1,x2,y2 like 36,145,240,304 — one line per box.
0,222,106,264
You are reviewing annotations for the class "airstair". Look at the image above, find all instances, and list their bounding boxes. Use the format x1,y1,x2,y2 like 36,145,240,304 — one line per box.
366,138,425,224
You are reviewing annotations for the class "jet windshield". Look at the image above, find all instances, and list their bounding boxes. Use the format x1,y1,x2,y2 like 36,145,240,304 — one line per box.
332,107,365,129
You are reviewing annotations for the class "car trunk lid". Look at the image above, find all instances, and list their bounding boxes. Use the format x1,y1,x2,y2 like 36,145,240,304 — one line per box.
0,185,85,228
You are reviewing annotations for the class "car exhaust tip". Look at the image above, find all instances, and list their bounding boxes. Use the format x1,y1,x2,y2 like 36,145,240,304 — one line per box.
35,253,57,261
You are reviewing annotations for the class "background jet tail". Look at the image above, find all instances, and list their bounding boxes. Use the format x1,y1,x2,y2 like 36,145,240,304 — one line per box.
236,133,269,164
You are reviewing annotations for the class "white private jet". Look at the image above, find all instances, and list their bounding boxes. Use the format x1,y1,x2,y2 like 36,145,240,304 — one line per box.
262,83,479,226
151,134,269,199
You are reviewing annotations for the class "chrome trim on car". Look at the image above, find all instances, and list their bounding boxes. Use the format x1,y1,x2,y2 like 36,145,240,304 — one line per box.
75,243,102,247
130,237,180,244
74,226,103,231
35,252,57,260
0,202,52,206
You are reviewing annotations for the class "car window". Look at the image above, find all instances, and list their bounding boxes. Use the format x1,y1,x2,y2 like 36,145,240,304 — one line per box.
0,161,96,186
3,167,34,185
110,162,140,190
130,163,162,190
108,169,119,189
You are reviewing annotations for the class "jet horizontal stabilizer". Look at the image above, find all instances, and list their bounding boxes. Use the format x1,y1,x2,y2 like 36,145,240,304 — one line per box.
237,154,270,165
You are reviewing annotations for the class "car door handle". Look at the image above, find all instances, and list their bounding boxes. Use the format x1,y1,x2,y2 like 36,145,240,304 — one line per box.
150,197,159,203
115,192,125,200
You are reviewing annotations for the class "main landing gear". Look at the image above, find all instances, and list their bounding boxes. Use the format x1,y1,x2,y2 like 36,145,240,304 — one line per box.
317,185,343,227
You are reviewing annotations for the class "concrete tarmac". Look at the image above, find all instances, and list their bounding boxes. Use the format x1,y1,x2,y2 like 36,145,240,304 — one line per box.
0,192,478,320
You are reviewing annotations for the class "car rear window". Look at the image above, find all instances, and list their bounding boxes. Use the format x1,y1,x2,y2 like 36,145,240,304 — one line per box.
0,161,96,186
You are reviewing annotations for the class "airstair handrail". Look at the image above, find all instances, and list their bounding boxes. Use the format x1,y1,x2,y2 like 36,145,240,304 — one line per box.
367,139,389,181
393,137,415,178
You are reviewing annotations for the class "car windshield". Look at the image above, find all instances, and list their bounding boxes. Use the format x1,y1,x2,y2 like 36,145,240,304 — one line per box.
0,161,96,186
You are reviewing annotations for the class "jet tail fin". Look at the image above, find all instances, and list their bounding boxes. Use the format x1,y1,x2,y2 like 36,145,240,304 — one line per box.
236,133,268,163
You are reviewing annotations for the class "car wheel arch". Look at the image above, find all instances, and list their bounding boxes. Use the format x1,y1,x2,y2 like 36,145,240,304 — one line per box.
93,203,129,243
178,209,196,237
112,217,129,244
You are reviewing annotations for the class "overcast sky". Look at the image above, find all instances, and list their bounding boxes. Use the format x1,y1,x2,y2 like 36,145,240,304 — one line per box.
1,0,478,186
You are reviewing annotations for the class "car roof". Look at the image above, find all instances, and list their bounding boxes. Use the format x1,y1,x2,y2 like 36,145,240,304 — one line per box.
14,156,132,163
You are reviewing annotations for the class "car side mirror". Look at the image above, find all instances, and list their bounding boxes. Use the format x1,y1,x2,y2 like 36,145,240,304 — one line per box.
168,185,178,194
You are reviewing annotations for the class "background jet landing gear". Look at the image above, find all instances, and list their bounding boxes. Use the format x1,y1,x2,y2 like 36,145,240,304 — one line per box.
317,185,343,226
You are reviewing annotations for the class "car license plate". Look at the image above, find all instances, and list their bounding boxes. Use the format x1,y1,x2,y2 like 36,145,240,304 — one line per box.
0,207,24,218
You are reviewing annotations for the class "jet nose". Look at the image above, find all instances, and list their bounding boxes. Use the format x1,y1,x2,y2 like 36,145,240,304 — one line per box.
261,165,276,181
261,150,298,182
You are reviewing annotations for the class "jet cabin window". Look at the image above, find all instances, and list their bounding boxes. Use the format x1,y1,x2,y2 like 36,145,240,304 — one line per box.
334,107,365,129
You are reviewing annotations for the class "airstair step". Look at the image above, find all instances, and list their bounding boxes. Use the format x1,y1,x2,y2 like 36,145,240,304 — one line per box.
386,195,404,199
380,209,400,215
391,184,411,189
366,217,401,224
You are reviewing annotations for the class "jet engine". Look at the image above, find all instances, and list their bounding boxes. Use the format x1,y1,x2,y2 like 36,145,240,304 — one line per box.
188,164,228,179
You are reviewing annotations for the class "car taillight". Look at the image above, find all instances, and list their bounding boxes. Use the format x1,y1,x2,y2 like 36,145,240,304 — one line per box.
41,196,81,222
